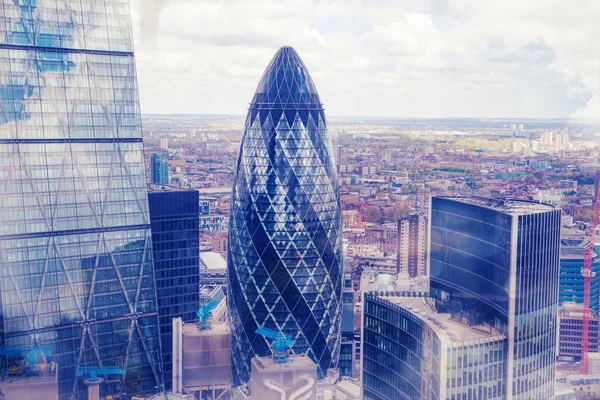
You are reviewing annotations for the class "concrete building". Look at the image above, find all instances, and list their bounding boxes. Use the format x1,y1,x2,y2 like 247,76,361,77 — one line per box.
397,214,428,277
160,138,169,150
0,362,58,400
172,319,232,398
200,252,227,286
558,302,600,361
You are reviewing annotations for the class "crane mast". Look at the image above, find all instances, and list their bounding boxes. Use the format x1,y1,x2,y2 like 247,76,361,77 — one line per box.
581,176,600,375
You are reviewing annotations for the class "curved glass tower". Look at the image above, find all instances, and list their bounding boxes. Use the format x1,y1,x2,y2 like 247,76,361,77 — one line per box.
227,46,343,385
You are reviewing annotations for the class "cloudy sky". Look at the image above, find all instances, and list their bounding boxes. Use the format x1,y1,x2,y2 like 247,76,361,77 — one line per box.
129,0,599,120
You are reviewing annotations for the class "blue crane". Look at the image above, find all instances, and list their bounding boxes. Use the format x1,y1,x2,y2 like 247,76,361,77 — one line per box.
255,326,295,363
197,300,218,330
77,366,126,383
0,345,52,375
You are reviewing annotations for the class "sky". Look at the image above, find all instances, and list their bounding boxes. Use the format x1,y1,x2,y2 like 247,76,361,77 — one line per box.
130,0,599,120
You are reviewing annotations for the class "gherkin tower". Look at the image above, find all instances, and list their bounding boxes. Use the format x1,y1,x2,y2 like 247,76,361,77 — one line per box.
227,46,343,385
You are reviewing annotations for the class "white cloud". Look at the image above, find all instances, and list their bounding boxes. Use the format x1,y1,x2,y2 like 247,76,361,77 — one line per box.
130,0,599,119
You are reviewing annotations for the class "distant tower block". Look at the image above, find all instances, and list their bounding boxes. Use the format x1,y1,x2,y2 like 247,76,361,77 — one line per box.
248,355,317,400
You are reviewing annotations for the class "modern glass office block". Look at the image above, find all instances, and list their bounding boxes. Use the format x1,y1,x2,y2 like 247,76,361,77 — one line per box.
148,189,200,390
429,197,561,399
0,1,163,398
363,292,507,400
227,46,343,385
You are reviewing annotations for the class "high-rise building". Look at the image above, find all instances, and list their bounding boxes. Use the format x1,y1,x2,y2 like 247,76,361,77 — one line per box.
148,188,200,390
339,269,356,377
396,214,428,277
363,292,507,400
0,1,163,398
429,196,561,399
336,144,343,173
152,153,169,185
363,197,561,400
227,46,343,385
559,236,600,314
160,138,169,150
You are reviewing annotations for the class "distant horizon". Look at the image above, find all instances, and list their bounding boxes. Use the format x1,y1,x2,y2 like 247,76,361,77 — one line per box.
141,113,600,124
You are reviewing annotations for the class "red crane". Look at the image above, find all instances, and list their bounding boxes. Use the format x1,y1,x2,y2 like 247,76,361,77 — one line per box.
581,176,600,375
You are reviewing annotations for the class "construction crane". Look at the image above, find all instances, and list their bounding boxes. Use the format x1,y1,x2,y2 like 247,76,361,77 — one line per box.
197,300,219,330
0,345,52,376
255,327,295,363
582,176,600,375
77,366,126,400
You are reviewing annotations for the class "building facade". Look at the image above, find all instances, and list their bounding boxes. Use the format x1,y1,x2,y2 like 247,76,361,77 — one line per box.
0,1,163,398
339,269,356,377
558,302,600,361
363,292,507,400
429,196,561,399
227,46,343,385
148,189,200,390
152,153,169,185
559,237,600,314
396,214,428,277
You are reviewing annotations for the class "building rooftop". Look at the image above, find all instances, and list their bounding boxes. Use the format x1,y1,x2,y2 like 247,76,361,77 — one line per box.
383,296,505,345
251,354,316,373
182,321,230,337
148,185,197,193
559,302,599,319
436,196,557,215
200,252,227,270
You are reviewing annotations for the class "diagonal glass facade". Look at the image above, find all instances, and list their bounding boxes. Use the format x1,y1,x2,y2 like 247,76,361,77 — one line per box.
0,1,163,398
227,46,343,385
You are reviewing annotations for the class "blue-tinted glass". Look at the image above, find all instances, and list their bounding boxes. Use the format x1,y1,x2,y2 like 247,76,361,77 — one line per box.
0,1,162,398
227,46,343,385
148,190,200,389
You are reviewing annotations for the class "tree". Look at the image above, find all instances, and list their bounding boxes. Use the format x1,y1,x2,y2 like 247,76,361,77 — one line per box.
384,203,410,221
365,206,382,223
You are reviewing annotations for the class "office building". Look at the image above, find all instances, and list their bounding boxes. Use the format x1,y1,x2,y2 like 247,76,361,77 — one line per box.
227,46,343,385
339,270,356,377
364,197,561,399
199,196,214,215
148,188,201,389
152,153,169,185
558,302,600,361
0,1,163,398
559,235,600,314
396,214,428,277
429,196,561,399
160,138,169,150
363,292,507,400
199,214,227,232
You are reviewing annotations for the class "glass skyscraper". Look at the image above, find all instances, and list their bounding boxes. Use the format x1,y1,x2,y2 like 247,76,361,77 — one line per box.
148,189,200,391
362,197,561,400
227,46,343,385
152,153,169,185
0,1,163,398
429,196,561,399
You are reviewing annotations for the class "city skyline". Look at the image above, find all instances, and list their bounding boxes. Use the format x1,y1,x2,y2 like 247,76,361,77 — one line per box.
129,0,599,121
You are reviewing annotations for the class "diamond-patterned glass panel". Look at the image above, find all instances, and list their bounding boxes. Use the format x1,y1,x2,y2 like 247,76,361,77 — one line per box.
227,46,343,385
